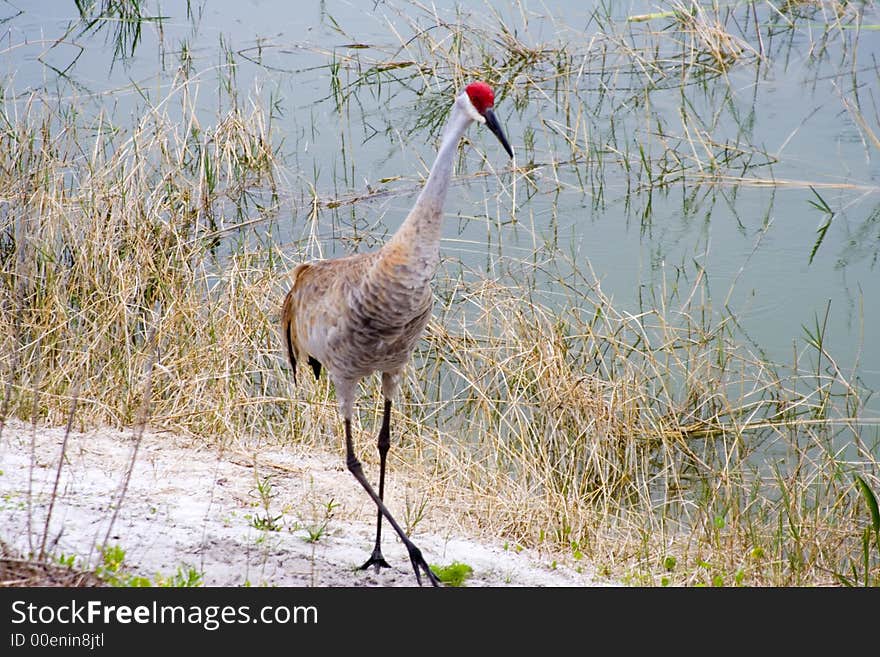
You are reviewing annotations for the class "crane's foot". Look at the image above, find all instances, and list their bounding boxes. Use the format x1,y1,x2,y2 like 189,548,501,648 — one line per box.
408,544,441,587
359,547,392,572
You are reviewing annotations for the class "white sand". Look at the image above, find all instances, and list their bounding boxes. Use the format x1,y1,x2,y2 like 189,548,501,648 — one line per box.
0,419,604,587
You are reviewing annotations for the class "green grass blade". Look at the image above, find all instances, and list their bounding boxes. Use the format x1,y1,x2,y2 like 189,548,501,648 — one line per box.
856,476,880,536
807,187,835,265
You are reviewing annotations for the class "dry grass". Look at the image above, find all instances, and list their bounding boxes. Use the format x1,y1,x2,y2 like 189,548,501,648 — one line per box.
1,0,879,586
1,546,106,587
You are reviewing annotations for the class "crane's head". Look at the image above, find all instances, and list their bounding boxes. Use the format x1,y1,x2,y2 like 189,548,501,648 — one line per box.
463,81,513,158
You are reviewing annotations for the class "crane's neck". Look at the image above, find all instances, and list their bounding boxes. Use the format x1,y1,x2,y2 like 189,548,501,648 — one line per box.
385,94,476,274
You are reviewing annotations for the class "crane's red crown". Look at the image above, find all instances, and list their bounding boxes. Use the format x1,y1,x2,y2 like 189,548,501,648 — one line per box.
465,82,495,114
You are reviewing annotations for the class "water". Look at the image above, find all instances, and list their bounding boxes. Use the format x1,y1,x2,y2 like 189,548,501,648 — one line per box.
3,0,879,421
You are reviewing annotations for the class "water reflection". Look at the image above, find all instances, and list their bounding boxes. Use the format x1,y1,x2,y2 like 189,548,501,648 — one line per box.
2,0,878,416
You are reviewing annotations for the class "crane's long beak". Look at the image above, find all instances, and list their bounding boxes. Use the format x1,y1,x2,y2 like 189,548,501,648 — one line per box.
484,108,513,158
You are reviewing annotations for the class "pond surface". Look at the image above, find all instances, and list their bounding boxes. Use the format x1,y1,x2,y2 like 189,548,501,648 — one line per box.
4,0,879,422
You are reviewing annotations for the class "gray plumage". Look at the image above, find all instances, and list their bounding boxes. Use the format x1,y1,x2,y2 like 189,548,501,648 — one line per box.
281,81,513,586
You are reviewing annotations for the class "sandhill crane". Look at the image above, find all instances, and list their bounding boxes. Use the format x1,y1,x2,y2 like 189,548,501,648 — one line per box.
282,81,513,586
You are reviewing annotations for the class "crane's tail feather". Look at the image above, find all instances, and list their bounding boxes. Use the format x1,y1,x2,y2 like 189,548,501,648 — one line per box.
284,320,297,385
282,316,298,386
308,356,322,380
281,285,299,386
282,262,324,387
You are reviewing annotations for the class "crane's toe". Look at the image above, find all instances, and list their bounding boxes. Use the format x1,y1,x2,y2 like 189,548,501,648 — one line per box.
359,548,392,572
408,545,441,587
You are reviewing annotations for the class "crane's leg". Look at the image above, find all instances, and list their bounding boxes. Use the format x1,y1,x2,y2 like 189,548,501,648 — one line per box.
359,397,392,571
344,418,440,587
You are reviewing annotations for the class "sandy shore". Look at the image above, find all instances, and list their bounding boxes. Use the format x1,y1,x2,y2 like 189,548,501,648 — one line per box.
0,419,602,587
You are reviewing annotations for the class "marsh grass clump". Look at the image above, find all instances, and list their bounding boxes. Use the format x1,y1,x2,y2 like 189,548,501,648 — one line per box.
398,267,877,586
0,83,285,436
668,0,754,70
73,0,163,63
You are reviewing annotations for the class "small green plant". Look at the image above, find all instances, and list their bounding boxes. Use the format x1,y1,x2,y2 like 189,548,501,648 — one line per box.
250,474,283,532
303,498,339,543
95,545,150,586
156,564,203,587
430,561,474,587
251,513,284,532
98,545,125,573
95,544,203,587
56,553,77,569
